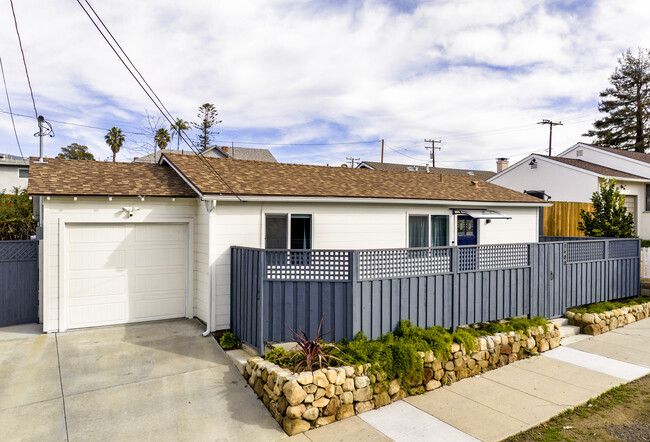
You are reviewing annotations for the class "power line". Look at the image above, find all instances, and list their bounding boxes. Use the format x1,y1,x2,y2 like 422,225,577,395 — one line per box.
9,0,38,119
214,139,381,147
0,109,145,135
0,55,24,158
76,0,243,201
537,119,563,156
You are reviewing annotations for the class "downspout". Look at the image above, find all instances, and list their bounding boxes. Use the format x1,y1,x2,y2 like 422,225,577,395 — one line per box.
202,200,217,337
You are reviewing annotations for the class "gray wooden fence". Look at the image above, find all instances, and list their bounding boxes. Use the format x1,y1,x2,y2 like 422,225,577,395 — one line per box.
0,240,39,327
231,238,640,354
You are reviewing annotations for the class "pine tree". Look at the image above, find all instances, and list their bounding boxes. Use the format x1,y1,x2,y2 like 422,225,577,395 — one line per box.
193,103,221,151
584,48,650,152
578,179,636,238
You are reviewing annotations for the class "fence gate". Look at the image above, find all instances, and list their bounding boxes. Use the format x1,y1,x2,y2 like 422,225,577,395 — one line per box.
0,240,39,327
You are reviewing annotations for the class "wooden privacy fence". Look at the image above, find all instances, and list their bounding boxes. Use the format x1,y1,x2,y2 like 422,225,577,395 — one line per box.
0,240,39,327
543,201,593,237
231,239,640,354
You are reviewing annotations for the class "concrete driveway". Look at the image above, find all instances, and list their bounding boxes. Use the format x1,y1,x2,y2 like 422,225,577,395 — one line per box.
0,319,286,442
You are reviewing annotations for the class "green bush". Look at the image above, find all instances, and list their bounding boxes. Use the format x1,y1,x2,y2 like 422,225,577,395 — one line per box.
264,347,287,364
641,239,650,248
568,296,650,314
0,188,35,241
219,331,240,350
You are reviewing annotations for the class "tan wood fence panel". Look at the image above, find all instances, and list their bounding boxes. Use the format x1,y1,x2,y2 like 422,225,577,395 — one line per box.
543,201,593,237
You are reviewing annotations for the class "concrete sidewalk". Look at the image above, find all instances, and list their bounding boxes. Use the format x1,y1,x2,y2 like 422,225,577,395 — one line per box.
285,318,650,442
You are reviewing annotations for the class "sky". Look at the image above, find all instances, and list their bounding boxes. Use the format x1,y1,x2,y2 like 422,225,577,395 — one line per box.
1,0,650,171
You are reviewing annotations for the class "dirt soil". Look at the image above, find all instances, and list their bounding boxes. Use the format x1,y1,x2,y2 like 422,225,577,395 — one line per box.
507,374,650,442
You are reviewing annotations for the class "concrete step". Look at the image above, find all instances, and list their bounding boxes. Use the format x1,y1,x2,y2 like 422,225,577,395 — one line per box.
558,325,581,338
550,317,569,329
226,349,255,375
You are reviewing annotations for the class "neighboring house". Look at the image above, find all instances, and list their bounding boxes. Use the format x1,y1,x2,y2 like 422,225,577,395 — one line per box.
29,154,545,333
357,161,496,181
133,145,277,163
0,154,29,192
488,142,650,237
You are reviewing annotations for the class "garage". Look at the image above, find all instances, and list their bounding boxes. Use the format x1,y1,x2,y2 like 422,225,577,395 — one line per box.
66,223,188,329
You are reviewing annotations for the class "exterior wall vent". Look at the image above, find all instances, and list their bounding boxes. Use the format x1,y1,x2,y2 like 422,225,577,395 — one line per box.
577,149,583,157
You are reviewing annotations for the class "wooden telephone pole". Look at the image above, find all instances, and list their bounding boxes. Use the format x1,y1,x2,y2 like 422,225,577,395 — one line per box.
424,139,441,167
537,119,562,156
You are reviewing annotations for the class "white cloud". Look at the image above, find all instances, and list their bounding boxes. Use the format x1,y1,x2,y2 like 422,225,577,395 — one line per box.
0,0,649,169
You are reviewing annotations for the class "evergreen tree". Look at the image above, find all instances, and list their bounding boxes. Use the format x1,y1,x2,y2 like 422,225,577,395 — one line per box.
56,143,95,160
584,48,650,152
193,103,221,151
578,179,636,238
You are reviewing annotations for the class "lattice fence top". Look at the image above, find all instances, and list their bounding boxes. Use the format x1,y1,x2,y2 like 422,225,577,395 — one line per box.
566,241,605,263
608,240,639,259
459,243,529,272
478,243,529,270
0,240,38,262
265,250,350,281
359,248,451,280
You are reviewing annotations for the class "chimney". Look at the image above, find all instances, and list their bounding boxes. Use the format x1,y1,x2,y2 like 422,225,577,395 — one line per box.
496,157,509,173
222,146,230,158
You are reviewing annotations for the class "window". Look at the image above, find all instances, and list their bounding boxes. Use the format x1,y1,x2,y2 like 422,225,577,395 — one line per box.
431,215,449,246
646,184,650,211
18,168,29,178
408,215,449,247
265,214,312,249
408,215,428,247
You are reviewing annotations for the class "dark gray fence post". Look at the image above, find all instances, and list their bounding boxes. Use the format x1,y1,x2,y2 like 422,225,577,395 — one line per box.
350,250,360,338
451,246,459,331
257,250,266,355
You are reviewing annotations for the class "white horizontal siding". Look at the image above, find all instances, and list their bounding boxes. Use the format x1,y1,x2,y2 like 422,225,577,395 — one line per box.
41,196,201,332
211,201,539,329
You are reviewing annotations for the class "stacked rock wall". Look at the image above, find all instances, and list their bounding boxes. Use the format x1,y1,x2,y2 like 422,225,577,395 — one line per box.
567,302,649,335
243,325,560,436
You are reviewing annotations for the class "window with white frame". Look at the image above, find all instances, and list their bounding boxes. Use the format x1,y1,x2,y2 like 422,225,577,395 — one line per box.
408,214,449,247
18,168,29,178
265,213,312,249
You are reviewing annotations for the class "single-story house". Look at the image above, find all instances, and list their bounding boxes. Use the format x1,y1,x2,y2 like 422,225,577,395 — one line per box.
0,154,29,192
134,145,277,163
357,161,496,181
28,153,545,333
488,142,650,237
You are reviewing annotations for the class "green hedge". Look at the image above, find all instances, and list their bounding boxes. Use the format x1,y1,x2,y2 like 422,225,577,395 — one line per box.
568,296,650,314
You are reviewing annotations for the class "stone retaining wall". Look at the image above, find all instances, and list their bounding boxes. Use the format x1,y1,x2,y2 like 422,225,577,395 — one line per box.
566,302,650,336
243,325,560,436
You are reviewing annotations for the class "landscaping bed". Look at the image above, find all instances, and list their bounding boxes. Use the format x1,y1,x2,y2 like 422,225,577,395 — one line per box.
566,296,650,336
242,318,561,436
507,374,650,442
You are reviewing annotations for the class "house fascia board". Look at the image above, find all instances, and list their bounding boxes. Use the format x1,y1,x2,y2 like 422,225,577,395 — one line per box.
202,194,550,207
559,142,650,169
159,156,204,198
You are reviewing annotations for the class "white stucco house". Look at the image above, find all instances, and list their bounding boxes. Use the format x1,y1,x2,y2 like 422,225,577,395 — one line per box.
28,153,545,334
488,142,650,238
0,154,29,192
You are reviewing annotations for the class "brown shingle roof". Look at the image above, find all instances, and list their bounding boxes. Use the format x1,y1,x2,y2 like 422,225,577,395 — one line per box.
162,153,541,204
27,158,196,197
359,161,496,180
543,156,646,179
583,144,650,164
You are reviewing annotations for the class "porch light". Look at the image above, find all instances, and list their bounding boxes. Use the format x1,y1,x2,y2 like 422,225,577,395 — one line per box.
73,197,77,201
108,197,112,201
529,159,537,169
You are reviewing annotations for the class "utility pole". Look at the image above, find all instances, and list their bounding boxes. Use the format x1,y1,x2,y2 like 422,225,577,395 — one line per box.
346,157,360,168
381,139,384,163
537,119,562,156
34,115,54,163
424,139,441,167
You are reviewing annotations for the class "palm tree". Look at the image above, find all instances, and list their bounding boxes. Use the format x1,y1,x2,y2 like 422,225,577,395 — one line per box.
105,126,125,162
154,128,171,151
170,118,190,149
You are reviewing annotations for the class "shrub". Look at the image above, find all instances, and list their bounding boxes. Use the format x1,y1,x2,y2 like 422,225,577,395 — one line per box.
0,188,35,241
219,331,240,350
279,317,344,372
568,296,650,314
264,347,287,364
641,239,650,248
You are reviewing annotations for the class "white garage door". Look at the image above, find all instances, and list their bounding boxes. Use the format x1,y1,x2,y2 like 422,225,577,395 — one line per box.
66,223,187,329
